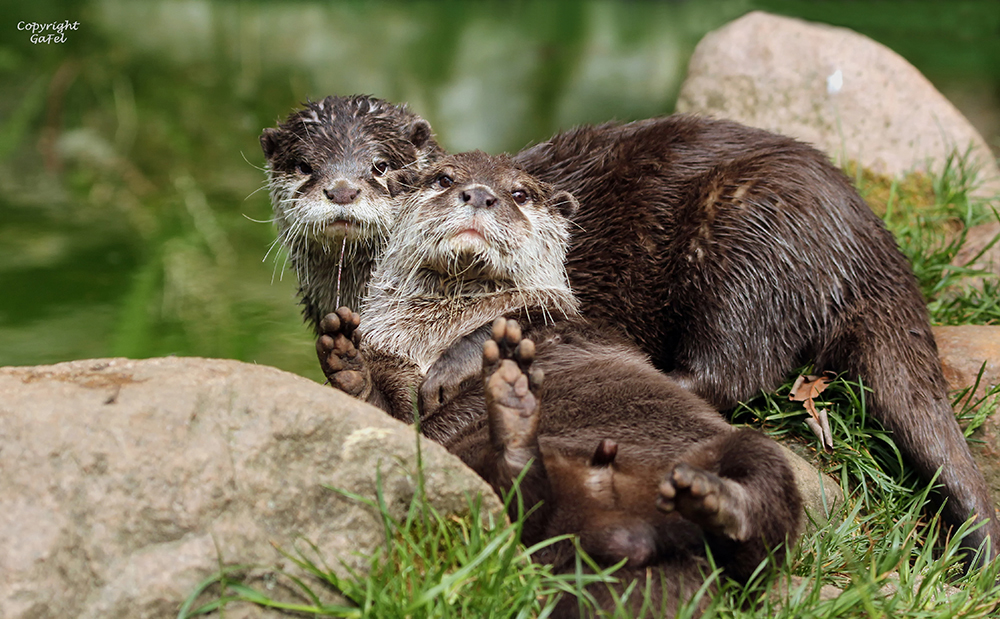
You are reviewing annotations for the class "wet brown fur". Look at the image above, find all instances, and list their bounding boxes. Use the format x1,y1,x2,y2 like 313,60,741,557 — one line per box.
322,152,802,616
270,100,997,560
508,117,997,560
260,95,445,328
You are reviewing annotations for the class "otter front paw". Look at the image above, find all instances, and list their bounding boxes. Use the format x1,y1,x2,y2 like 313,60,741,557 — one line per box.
419,322,493,416
657,462,751,541
317,307,368,397
483,318,545,467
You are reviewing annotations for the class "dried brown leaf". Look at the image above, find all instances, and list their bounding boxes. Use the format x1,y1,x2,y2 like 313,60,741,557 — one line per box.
789,373,834,402
790,372,836,452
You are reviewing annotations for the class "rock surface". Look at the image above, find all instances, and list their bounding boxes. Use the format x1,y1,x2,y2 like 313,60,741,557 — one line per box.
935,326,1000,401
677,11,1000,197
0,356,842,618
779,445,843,531
934,325,1000,504
0,357,502,619
954,222,1000,276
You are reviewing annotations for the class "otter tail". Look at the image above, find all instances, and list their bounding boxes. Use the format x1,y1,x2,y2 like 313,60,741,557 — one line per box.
822,308,998,565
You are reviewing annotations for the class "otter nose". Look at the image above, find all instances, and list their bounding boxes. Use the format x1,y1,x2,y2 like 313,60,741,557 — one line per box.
324,180,360,204
460,186,498,208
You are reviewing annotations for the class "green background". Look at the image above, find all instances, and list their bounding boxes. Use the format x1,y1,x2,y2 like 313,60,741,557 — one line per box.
2,0,998,382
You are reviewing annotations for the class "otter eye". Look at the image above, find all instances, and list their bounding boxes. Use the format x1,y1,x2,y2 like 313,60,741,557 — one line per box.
372,160,389,177
437,174,453,189
296,161,313,175
511,189,530,205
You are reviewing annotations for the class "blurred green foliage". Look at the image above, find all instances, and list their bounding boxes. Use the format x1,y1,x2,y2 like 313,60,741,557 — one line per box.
1,0,998,381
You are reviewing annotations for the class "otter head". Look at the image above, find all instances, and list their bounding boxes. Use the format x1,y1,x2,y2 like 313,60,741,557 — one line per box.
260,95,442,249
379,150,579,297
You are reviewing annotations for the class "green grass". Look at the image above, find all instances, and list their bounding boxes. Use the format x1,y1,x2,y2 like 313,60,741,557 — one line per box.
850,150,1000,325
179,450,631,618
178,374,1000,618
178,425,1000,619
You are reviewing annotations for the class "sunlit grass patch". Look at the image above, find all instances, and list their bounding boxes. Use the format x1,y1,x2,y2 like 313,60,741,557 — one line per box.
850,152,1000,325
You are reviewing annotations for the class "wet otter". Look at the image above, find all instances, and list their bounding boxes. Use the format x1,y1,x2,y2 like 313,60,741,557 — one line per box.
259,95,444,328
321,151,802,615
264,99,997,560
515,117,998,561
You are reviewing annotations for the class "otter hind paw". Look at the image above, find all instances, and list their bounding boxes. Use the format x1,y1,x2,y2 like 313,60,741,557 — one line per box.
484,318,544,461
657,462,750,540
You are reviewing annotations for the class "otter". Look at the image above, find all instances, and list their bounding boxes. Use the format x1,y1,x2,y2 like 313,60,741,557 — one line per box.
259,95,444,329
320,151,802,616
263,100,997,561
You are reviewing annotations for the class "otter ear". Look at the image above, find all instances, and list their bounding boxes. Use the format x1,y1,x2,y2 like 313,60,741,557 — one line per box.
260,128,281,159
408,119,433,149
550,190,579,219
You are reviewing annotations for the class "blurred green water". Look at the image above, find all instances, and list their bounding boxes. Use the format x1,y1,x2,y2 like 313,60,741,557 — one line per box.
1,0,998,381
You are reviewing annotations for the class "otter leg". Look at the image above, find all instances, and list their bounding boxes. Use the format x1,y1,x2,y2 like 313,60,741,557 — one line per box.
657,429,801,581
658,462,751,542
476,318,553,537
483,317,545,474
316,307,369,397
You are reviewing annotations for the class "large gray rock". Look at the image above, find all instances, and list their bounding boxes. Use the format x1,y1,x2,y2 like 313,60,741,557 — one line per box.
779,445,842,532
935,325,1000,403
0,357,502,619
677,11,1000,197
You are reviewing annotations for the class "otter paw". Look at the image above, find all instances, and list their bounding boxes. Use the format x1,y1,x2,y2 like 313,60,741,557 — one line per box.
657,462,750,541
484,318,544,464
316,307,366,396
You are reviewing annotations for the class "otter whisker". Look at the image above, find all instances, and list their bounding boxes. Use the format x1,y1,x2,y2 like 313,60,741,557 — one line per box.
261,235,285,265
241,151,269,173
244,212,278,225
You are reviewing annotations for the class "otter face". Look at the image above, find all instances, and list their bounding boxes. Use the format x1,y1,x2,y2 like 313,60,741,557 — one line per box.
389,150,579,292
260,95,440,250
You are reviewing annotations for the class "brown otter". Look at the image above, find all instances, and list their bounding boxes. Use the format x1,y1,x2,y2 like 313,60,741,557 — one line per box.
321,151,802,616
259,95,444,329
294,109,998,563
516,117,999,562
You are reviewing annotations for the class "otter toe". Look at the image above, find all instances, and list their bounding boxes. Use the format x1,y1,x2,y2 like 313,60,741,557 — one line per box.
332,370,365,395
319,313,342,336
317,334,336,357
590,439,619,467
514,338,535,364
483,338,500,365
657,463,751,540
334,306,360,336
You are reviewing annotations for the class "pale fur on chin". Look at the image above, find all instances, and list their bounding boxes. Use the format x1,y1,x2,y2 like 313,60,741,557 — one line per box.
266,165,397,313
361,190,579,373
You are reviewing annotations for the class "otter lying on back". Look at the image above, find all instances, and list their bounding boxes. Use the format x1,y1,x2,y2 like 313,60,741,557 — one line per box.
262,98,996,562
321,151,802,616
